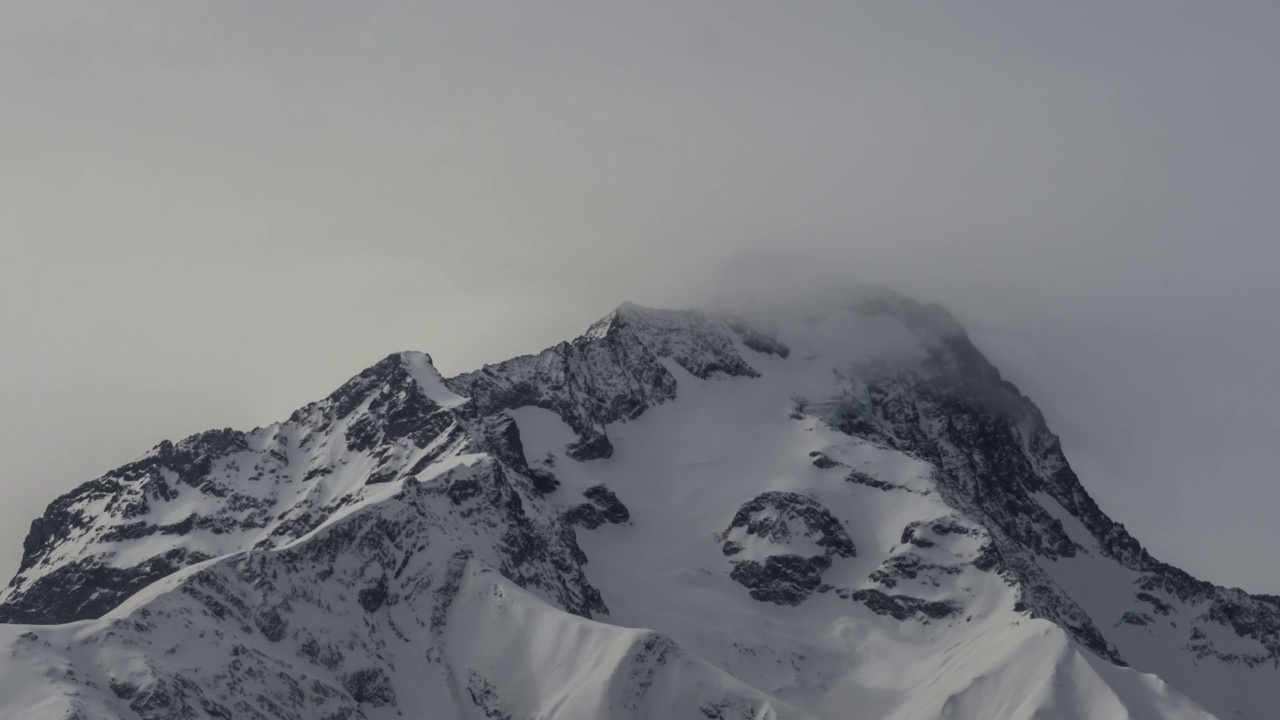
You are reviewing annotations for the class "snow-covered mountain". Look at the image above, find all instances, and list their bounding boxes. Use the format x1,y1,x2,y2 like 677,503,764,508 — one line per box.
2,289,1276,719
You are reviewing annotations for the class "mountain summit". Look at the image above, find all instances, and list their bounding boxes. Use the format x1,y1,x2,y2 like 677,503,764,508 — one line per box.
1,290,1275,719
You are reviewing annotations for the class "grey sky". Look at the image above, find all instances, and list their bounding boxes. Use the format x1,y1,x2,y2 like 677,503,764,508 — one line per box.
2,2,1279,591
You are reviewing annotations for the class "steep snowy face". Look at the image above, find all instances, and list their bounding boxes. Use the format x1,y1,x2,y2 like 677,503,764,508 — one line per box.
0,291,1269,719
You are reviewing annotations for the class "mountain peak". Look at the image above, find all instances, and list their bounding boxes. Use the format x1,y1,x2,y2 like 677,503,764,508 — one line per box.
0,292,1272,719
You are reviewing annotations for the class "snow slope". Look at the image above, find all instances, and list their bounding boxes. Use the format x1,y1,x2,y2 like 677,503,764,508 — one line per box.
0,290,1270,719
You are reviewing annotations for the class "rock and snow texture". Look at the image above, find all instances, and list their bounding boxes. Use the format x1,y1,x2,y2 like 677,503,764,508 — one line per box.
0,292,1271,719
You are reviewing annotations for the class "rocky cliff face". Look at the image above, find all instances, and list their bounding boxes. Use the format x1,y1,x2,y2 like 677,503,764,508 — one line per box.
0,292,1271,719
825,316,1280,681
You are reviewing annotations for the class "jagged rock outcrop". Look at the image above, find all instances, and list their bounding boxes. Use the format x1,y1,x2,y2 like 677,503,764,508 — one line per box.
718,492,856,605
565,485,631,530
446,304,766,461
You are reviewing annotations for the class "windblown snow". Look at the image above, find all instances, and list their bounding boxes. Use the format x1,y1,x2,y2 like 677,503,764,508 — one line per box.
0,290,1272,719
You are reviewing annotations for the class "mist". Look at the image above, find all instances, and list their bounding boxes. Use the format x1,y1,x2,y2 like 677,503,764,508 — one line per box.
3,1,1280,592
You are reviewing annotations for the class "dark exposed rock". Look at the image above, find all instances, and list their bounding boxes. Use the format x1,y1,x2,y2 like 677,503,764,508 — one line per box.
527,469,561,494
122,674,211,720
844,470,899,492
15,478,125,574
846,588,959,621
869,554,961,589
459,412,561,493
722,492,854,605
809,452,842,469
583,485,630,524
972,540,1003,572
303,467,332,481
342,359,456,454
343,667,396,707
109,680,139,700
724,318,790,359
902,526,934,548
565,484,632,531
730,554,832,605
564,504,606,530
467,671,513,720
154,429,250,488
445,477,485,505
358,576,389,613
0,548,210,624
722,492,855,559
899,518,978,550
254,606,289,642
1136,592,1174,616
1120,611,1153,627
567,432,614,461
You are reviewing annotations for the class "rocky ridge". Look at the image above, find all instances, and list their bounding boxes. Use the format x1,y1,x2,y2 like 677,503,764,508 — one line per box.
0,293,1271,719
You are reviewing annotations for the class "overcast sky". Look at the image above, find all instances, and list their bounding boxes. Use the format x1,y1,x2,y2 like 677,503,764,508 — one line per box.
2,1,1279,592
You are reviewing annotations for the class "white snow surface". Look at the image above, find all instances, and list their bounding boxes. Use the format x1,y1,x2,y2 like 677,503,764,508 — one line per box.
0,294,1263,719
399,350,469,409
